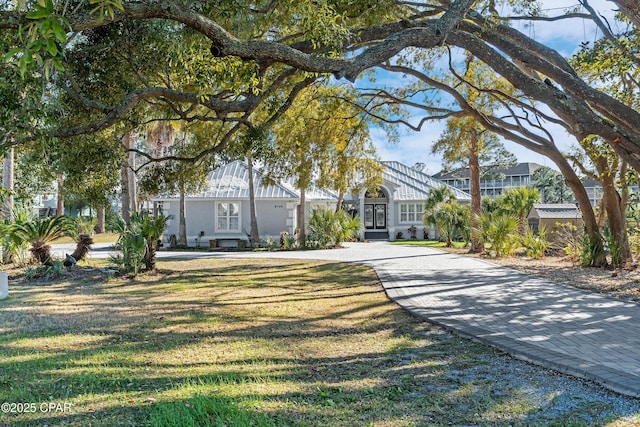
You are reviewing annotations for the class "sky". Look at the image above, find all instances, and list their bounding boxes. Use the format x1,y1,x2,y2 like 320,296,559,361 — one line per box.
366,0,620,175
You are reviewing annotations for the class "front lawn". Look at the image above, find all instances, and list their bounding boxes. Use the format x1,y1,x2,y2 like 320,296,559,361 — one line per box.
1,259,638,426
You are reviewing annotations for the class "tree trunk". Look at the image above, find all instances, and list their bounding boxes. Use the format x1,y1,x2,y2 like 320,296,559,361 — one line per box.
552,154,606,267
2,147,14,263
96,205,106,233
596,158,633,268
297,187,306,247
70,234,94,263
56,174,64,216
128,147,137,213
2,147,14,221
468,131,484,253
247,154,260,246
120,134,132,225
336,190,344,212
177,180,187,247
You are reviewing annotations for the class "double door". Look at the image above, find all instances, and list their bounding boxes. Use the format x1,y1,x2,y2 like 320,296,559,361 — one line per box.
364,203,387,230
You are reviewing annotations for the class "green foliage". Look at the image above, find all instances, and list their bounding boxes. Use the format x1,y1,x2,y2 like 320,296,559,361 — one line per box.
0,205,33,264
531,166,575,204
497,186,540,235
603,224,628,269
112,227,146,277
481,212,519,258
74,216,97,237
24,259,65,280
112,212,170,275
10,215,75,264
279,231,297,250
554,222,599,267
307,208,362,249
423,187,468,247
259,234,277,250
521,226,550,259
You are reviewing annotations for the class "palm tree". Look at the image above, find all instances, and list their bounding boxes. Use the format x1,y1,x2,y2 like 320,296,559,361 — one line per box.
69,234,94,265
136,212,171,271
11,216,75,265
499,187,540,236
424,187,468,247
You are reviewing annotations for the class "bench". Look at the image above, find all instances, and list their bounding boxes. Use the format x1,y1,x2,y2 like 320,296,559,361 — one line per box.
209,238,247,249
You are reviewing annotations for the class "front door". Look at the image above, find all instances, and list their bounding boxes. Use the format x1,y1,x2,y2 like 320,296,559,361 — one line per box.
364,203,386,230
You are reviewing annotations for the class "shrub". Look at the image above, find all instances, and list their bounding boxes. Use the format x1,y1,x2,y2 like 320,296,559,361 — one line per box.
75,216,97,236
111,212,170,275
481,212,519,258
10,216,76,265
522,226,550,259
307,209,362,249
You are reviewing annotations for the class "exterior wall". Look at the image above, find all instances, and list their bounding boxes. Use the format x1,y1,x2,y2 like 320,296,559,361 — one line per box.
390,201,427,241
161,199,248,246
255,199,298,237
158,198,333,246
541,218,583,243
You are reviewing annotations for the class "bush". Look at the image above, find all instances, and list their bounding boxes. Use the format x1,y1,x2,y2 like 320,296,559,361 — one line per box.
481,212,519,258
522,226,550,259
553,222,596,266
307,209,362,249
111,212,170,275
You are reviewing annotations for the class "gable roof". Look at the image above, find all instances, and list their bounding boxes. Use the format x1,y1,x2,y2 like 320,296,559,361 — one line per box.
381,161,471,201
155,161,337,200
529,203,582,219
433,162,544,180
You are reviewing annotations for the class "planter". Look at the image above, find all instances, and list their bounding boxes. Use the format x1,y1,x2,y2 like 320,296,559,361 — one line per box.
209,239,217,249
0,271,7,300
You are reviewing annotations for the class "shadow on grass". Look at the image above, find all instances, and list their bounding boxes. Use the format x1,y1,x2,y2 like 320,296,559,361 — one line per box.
1,258,639,427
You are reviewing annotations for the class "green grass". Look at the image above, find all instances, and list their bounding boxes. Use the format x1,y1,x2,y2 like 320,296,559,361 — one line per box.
1,258,638,426
51,232,120,244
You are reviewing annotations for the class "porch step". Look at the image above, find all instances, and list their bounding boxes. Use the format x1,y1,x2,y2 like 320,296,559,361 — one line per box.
364,231,389,240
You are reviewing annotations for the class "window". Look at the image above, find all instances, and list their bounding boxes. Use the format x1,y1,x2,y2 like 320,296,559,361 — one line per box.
217,202,240,231
400,203,424,223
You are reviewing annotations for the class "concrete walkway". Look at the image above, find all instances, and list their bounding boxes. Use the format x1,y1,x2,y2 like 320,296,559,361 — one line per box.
77,241,640,398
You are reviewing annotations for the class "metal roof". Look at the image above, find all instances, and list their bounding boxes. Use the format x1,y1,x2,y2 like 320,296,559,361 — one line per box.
155,161,336,200
381,161,471,201
529,203,582,219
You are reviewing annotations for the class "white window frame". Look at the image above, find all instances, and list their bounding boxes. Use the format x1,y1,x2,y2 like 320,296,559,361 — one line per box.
399,203,424,223
215,202,241,232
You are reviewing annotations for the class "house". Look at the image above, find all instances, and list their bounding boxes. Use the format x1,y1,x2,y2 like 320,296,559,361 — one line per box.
153,160,470,246
528,203,583,242
433,162,543,199
344,161,471,241
153,161,337,247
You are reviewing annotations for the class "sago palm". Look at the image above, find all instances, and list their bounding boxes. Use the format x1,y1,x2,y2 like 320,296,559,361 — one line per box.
11,216,75,265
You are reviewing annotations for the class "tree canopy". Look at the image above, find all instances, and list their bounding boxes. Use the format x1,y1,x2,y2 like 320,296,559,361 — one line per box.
2,0,640,176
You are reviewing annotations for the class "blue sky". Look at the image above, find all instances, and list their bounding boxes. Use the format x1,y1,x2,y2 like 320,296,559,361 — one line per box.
367,0,619,175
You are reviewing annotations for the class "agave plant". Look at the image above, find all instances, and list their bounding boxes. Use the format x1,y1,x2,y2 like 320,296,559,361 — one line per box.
11,216,76,265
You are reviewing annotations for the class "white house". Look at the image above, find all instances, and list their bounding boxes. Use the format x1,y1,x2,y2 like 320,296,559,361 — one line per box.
345,161,471,240
153,160,470,246
153,161,337,247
